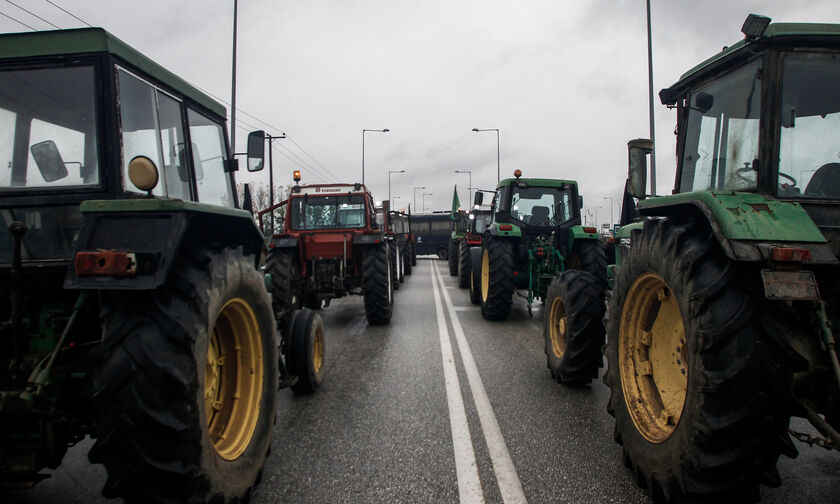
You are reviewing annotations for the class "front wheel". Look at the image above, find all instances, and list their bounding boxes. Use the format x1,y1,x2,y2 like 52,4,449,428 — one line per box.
286,308,326,394
448,239,459,276
90,246,278,503
543,270,605,385
567,239,607,288
265,249,301,323
403,246,413,276
363,243,393,325
605,216,795,503
468,246,482,305
480,238,515,321
457,240,470,288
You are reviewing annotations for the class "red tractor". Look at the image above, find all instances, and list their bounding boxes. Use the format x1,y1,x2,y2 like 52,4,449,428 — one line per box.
258,172,394,325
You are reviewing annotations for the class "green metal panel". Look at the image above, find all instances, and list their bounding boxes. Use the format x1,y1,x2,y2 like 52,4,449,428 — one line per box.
81,199,252,219
638,191,826,242
492,222,522,237
567,225,601,252
0,28,226,118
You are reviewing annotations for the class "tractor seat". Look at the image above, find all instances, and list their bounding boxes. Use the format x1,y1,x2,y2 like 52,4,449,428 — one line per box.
804,163,840,199
530,205,550,226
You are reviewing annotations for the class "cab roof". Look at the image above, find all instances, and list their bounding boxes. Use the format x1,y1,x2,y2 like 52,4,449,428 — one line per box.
496,177,577,189
0,27,226,117
660,22,840,105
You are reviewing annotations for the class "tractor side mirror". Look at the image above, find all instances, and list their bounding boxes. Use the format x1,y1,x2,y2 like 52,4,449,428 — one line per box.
473,191,483,207
578,196,583,209
247,130,265,172
627,138,653,199
30,140,69,182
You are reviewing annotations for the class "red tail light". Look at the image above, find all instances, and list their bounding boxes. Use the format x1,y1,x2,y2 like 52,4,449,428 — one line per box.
583,226,597,234
75,251,137,277
771,247,811,263
499,224,513,231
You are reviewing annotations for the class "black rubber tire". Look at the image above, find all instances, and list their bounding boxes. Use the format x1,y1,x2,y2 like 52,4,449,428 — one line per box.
543,270,605,385
437,247,448,260
411,241,417,266
398,245,405,283
605,216,796,503
457,240,470,289
480,237,515,321
363,243,393,325
567,239,608,288
448,239,459,276
403,246,413,276
89,246,278,503
265,249,301,323
390,243,401,291
287,309,326,394
468,246,482,305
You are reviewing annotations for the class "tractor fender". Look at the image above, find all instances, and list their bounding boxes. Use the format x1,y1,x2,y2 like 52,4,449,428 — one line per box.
567,225,601,253
269,236,299,249
64,199,265,290
488,222,522,238
637,192,836,264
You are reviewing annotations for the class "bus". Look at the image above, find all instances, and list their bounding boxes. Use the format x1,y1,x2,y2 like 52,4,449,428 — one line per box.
409,212,452,259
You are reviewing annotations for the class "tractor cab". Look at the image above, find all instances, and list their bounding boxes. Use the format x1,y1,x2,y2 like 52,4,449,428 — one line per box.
627,15,840,258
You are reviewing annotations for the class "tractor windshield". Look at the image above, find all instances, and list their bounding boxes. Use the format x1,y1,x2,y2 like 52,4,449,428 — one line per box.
290,194,367,230
509,185,573,227
0,65,100,190
778,52,840,200
679,58,761,193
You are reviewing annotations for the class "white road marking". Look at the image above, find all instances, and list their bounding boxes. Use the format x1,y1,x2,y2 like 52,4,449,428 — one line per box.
433,262,528,504
431,263,485,503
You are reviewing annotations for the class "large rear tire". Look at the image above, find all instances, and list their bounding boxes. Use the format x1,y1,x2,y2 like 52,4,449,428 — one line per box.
568,239,607,288
480,238,515,321
605,216,796,503
403,246,413,276
363,243,393,325
287,309,326,394
543,270,605,385
448,239,459,276
457,240,470,288
469,246,482,305
390,242,401,291
266,249,301,323
90,246,278,503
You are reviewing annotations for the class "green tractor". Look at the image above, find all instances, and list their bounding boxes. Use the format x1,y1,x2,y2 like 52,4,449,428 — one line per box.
475,170,606,322
603,14,840,502
448,208,469,277
0,28,322,502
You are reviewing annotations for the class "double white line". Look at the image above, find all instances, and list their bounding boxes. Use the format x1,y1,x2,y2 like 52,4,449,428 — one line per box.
430,261,527,504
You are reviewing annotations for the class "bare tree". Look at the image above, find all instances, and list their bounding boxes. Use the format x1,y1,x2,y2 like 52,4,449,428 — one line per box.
236,182,290,235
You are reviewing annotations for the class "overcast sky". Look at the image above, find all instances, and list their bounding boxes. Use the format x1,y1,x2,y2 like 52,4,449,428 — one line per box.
2,1,838,223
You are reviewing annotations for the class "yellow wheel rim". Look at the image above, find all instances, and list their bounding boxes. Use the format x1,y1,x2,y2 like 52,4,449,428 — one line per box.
205,298,264,460
549,296,568,358
619,273,687,444
313,323,324,374
481,249,490,303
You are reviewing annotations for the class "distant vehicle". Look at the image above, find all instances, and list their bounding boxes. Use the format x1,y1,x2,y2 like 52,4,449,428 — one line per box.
409,212,452,259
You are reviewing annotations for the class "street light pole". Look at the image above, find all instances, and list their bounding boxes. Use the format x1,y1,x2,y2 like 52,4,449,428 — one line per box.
454,170,472,205
388,170,405,203
362,128,390,186
265,132,287,231
472,128,500,182
414,186,426,211
423,193,433,212
603,196,614,227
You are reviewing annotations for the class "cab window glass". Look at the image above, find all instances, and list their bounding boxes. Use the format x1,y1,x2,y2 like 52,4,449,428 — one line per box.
118,68,189,198
188,108,233,206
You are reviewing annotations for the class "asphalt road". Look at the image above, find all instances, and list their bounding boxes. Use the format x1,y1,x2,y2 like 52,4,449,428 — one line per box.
3,258,840,503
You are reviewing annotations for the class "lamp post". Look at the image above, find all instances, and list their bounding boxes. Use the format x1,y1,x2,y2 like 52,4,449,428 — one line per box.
265,132,286,231
414,186,426,211
423,193,433,211
362,128,390,186
454,170,472,205
388,170,405,203
603,196,614,228
471,128,500,182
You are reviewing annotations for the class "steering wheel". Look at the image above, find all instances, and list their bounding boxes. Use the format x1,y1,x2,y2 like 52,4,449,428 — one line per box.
778,171,797,188
735,163,755,184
